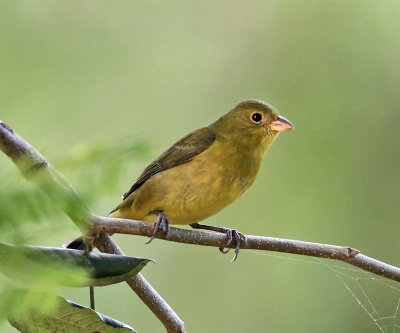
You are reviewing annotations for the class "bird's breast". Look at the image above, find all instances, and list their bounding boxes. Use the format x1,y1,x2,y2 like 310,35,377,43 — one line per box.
161,140,262,223
122,138,265,225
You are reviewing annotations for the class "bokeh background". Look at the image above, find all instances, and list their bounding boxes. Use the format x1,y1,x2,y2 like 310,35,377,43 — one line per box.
1,1,400,332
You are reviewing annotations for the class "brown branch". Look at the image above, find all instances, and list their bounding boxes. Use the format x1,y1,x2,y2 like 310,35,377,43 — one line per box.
91,215,400,282
94,233,185,333
1,118,399,331
0,121,186,333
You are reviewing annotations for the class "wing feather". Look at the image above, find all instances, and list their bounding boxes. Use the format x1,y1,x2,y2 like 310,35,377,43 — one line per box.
121,127,216,200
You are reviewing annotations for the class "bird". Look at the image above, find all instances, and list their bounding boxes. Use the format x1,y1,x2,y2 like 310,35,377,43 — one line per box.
67,99,293,261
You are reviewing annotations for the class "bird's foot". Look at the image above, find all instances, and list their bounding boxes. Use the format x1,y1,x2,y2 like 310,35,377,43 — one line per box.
218,229,246,262
190,223,246,262
146,211,170,244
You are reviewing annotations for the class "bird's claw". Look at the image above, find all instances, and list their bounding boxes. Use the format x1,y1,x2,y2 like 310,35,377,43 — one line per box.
146,211,170,244
219,247,230,254
189,222,245,262
219,229,246,262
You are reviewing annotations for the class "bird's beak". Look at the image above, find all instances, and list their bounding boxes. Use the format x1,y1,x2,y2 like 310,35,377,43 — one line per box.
267,115,294,132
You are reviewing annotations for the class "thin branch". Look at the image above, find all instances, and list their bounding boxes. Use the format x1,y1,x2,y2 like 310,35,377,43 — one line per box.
0,121,186,333
91,215,400,282
94,233,185,332
1,118,399,331
0,123,90,231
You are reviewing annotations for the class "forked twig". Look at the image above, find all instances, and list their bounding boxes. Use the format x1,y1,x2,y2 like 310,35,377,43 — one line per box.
0,121,185,333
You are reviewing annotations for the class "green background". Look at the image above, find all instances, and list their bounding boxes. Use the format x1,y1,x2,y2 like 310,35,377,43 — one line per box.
1,1,400,332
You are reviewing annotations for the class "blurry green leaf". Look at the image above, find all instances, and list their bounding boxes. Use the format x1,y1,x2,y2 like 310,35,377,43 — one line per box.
0,243,153,287
0,140,152,234
0,179,61,230
0,290,59,323
54,140,153,205
56,140,152,169
0,243,88,288
9,296,136,332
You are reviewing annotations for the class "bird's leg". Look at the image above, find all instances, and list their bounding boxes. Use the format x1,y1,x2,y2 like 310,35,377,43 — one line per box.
146,211,170,244
190,222,246,262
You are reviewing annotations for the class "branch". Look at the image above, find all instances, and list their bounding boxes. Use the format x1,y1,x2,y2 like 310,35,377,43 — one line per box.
91,215,400,282
1,119,399,332
93,233,185,333
0,121,185,333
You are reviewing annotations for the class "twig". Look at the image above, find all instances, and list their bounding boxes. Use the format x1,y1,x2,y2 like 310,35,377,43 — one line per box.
0,121,186,333
1,119,399,330
90,215,400,282
86,241,96,311
94,233,185,333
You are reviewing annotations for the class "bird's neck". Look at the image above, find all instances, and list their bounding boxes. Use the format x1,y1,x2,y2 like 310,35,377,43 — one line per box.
216,129,277,157
216,131,276,179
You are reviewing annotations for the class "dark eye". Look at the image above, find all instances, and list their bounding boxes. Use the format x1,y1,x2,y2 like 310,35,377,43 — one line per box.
251,112,263,123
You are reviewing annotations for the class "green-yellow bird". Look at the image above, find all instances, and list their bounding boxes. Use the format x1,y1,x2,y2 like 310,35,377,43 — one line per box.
69,99,293,260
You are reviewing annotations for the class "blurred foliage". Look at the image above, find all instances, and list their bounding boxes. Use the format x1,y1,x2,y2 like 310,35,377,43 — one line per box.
0,176,60,240
0,290,59,324
1,1,400,332
9,296,136,333
0,140,151,242
0,140,152,325
0,243,89,289
56,140,153,205
0,243,152,287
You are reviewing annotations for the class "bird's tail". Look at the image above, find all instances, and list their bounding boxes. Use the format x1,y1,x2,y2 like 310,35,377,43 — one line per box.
63,236,87,250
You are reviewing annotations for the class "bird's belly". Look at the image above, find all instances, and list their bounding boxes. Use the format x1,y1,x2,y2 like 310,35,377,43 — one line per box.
164,179,244,224
166,177,245,224
127,160,254,225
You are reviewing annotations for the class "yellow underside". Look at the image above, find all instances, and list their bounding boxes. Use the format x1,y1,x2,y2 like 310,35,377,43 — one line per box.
110,136,268,225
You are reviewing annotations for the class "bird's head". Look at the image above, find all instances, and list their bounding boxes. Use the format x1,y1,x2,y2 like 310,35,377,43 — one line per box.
210,99,293,150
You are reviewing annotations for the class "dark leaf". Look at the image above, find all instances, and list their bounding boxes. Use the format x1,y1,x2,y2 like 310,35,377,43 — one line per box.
0,243,153,287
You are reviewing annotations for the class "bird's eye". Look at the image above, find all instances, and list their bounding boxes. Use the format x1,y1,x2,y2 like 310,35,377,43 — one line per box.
251,112,263,123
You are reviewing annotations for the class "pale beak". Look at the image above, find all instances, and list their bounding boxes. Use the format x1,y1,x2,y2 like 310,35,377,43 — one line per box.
268,115,294,132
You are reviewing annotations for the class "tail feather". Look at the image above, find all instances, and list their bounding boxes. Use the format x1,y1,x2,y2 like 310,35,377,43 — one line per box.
63,236,87,251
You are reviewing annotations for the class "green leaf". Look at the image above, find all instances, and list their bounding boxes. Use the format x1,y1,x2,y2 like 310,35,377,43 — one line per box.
0,243,153,287
56,140,152,169
0,179,61,230
9,295,136,332
0,290,59,322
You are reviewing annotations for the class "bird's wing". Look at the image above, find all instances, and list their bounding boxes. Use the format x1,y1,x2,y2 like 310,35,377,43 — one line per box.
121,127,216,201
